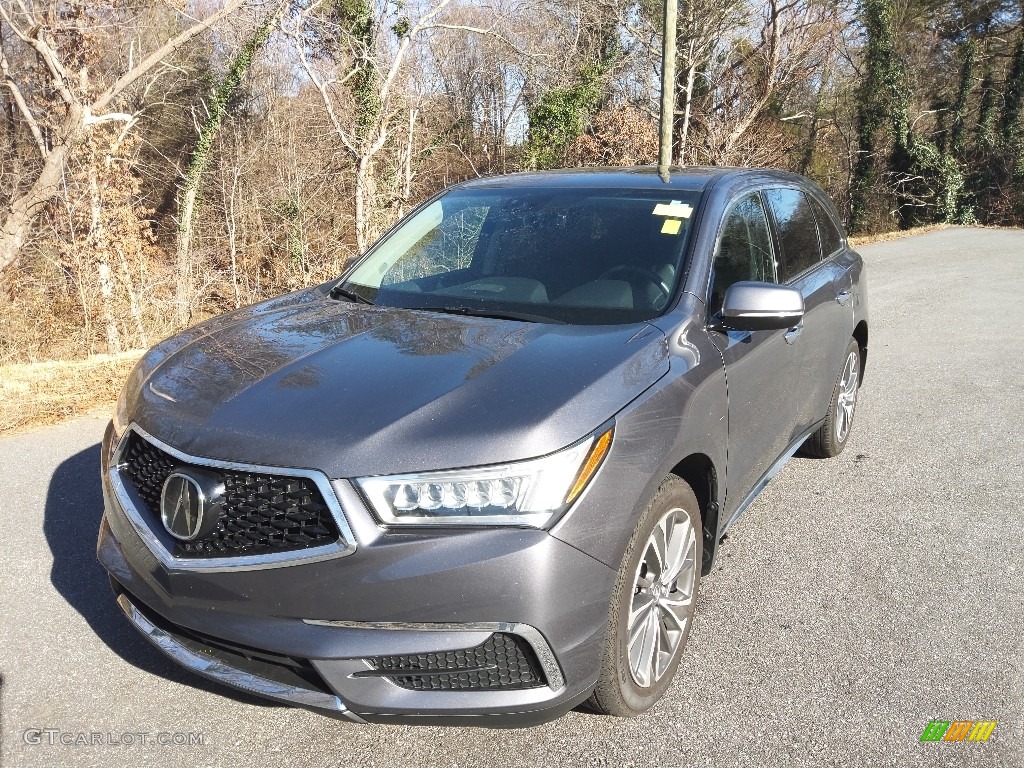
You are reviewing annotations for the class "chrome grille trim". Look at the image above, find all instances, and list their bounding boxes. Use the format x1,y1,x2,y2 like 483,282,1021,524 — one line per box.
116,594,366,721
109,423,357,571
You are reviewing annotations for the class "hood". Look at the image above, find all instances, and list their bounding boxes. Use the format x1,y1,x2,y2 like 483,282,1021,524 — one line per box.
126,289,669,478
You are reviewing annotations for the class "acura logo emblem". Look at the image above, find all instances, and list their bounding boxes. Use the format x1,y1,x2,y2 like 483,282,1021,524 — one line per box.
160,470,223,541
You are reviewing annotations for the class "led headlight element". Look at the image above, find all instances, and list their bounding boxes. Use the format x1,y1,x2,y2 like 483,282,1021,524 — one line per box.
358,427,614,527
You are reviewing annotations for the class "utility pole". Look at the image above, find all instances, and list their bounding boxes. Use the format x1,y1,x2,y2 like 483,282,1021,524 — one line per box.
659,0,677,182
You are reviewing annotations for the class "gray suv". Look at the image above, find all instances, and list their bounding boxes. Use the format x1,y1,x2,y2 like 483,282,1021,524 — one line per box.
98,167,867,726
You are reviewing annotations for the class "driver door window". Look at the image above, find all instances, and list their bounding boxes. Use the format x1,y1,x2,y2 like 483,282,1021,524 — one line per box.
709,193,776,314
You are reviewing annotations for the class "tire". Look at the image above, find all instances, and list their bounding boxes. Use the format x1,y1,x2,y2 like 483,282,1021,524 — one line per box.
804,337,861,458
586,476,703,717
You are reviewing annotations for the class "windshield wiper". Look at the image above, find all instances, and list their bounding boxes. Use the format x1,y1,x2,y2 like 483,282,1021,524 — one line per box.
329,284,374,304
414,306,563,324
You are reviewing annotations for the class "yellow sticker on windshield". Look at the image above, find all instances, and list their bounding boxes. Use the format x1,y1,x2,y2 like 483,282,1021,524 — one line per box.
653,200,693,218
661,219,682,235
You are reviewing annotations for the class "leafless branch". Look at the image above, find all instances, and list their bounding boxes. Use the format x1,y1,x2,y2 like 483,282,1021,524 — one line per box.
93,0,247,112
0,39,46,157
83,112,136,126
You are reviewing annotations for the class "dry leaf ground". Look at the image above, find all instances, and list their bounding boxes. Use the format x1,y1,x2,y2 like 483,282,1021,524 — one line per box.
0,350,142,436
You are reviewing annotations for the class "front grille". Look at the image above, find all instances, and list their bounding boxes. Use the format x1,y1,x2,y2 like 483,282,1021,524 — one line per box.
118,431,341,559
366,633,547,691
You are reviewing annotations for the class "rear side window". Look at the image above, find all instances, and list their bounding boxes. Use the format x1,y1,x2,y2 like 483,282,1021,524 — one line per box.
764,188,821,281
810,197,843,257
708,192,776,314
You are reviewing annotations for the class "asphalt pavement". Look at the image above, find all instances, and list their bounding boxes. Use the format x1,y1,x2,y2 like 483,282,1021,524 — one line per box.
1,226,1021,768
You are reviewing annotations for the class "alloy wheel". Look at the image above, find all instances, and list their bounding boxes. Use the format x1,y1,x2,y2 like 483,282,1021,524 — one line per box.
835,350,859,442
627,507,698,687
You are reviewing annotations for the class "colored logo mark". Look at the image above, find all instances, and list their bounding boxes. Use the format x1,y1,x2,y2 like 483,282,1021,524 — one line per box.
920,720,996,742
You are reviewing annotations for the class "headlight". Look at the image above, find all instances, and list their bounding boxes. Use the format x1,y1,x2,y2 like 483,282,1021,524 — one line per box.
357,427,613,527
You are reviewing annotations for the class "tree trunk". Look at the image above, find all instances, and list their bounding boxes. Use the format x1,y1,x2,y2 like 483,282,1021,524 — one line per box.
116,244,148,348
354,155,371,253
0,139,71,272
96,260,122,353
800,62,831,175
677,63,696,165
949,37,976,158
88,144,122,354
222,163,242,308
850,0,901,233
1000,35,1024,147
174,1,286,327
174,179,200,326
976,65,997,152
400,107,418,217
0,1,245,276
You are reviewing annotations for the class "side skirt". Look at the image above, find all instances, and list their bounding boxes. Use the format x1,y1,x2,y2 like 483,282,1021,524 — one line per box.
720,418,826,534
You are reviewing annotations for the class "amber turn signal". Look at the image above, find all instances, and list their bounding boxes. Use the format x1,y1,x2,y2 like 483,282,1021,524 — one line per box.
565,428,613,505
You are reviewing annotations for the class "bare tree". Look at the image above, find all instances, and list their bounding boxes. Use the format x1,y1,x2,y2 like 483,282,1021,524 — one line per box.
174,0,289,327
287,0,446,253
689,0,836,165
0,0,248,274
673,0,747,162
287,0,542,252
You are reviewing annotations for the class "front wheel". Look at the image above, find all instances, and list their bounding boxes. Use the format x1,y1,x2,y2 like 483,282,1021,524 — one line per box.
804,338,861,458
586,476,702,717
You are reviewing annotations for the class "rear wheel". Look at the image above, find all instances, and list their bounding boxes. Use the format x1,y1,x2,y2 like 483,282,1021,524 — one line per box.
587,476,702,716
804,337,860,458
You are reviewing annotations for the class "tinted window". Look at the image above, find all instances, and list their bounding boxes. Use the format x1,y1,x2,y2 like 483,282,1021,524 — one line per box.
764,188,821,281
341,188,701,325
810,196,843,257
709,193,775,314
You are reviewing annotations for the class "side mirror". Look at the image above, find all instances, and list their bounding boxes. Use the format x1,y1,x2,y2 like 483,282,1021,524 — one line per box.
720,281,804,331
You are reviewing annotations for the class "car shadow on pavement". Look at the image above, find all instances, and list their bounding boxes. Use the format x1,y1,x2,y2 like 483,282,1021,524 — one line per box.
44,443,278,710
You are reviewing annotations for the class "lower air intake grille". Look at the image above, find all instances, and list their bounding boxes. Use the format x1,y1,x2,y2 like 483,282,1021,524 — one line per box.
118,430,341,558
367,633,547,691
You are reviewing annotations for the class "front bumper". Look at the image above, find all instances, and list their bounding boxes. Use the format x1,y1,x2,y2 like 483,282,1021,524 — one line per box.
97,424,615,726
114,591,365,720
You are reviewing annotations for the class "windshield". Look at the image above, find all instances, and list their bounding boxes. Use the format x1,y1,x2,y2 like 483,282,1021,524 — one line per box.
337,187,701,325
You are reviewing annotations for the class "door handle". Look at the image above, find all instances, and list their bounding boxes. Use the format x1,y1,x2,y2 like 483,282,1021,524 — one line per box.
784,322,803,345
836,290,853,306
